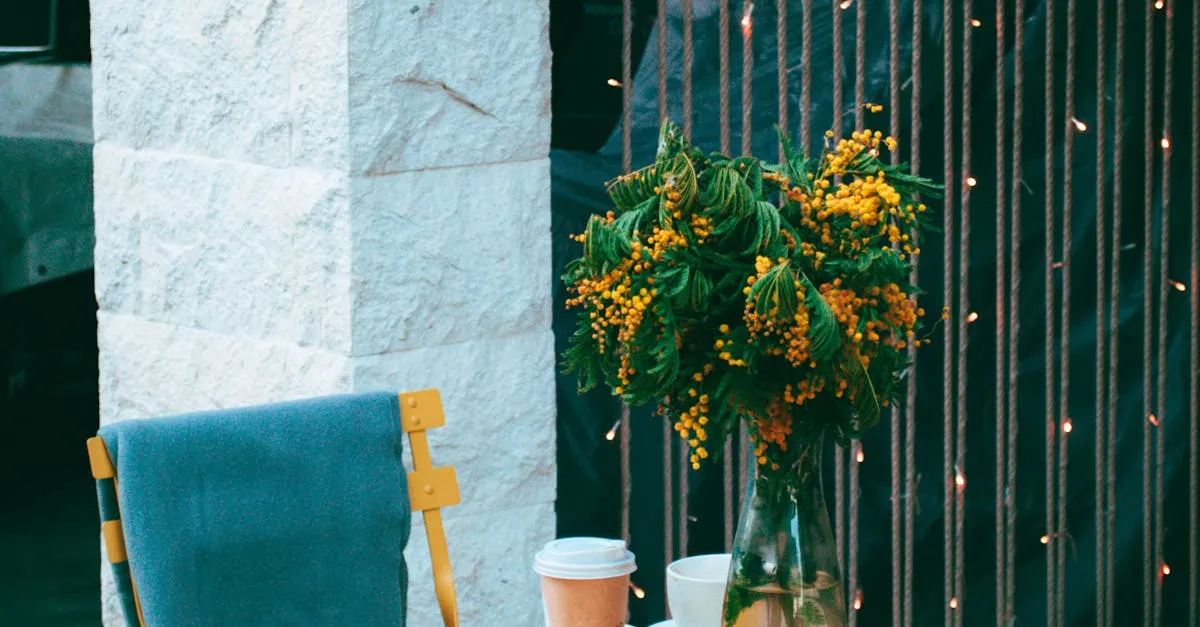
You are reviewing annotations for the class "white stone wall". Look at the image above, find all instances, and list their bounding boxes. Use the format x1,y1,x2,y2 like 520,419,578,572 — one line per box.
90,1,554,624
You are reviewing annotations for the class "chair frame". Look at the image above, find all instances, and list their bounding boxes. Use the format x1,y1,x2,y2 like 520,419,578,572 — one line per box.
87,389,460,627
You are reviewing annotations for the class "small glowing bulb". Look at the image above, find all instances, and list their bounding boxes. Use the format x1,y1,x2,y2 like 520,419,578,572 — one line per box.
853,591,863,610
1169,279,1188,292
856,449,865,463
741,14,751,27
607,78,622,87
868,148,879,157
1161,564,1171,576
949,597,959,609
1161,137,1171,149
839,0,854,9
1154,0,1164,9
629,581,646,598
966,176,978,187
955,473,966,488
967,311,980,323
1071,117,1088,132
970,18,982,27
1149,413,1161,426
605,420,620,441
1062,420,1073,433
1040,535,1050,544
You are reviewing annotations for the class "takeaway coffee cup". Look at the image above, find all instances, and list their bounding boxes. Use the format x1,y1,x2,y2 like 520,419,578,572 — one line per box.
666,553,731,627
534,537,637,627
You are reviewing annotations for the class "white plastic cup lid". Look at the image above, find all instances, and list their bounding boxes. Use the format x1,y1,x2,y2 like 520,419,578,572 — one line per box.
533,537,637,580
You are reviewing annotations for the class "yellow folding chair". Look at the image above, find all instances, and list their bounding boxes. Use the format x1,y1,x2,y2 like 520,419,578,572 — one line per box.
87,389,460,626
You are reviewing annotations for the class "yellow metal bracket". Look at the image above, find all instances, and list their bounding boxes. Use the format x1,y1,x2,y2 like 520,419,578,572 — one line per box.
399,389,460,627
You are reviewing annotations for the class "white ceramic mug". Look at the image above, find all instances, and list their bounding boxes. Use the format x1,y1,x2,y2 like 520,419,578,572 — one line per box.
666,553,732,627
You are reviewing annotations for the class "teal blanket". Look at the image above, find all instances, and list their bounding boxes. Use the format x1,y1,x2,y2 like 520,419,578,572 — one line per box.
95,392,410,626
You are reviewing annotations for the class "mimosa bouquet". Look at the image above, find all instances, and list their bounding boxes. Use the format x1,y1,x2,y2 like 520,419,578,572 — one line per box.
562,120,940,484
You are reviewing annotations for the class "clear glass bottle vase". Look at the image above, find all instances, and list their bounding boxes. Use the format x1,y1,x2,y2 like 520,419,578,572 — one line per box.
721,436,847,627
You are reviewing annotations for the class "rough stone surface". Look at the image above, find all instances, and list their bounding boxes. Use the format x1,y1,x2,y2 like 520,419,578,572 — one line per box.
92,1,554,624
352,331,557,517
97,313,352,426
349,159,552,356
347,0,551,175
404,503,553,627
93,144,354,352
90,0,296,166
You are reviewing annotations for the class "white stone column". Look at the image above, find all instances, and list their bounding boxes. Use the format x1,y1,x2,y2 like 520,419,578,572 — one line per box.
90,1,554,624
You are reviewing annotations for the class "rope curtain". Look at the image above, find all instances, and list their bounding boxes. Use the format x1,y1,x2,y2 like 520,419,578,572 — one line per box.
603,0,1198,624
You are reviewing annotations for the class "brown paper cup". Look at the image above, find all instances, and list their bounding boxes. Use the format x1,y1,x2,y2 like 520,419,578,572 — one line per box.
533,537,637,627
540,573,630,627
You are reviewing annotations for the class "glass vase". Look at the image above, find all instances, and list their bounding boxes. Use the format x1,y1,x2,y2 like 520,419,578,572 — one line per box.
721,436,847,627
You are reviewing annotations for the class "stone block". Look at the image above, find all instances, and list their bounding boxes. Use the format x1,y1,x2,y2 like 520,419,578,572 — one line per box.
347,0,551,174
92,145,353,352
90,0,349,168
98,313,352,425
349,159,552,356
405,502,553,626
352,331,557,517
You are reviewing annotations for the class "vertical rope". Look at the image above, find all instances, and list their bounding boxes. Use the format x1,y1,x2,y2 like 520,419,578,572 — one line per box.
720,0,734,552
833,0,846,580
1006,0,1024,621
683,0,694,139
941,0,956,620
721,0,732,156
777,0,787,154
1141,0,1155,622
1093,0,1108,623
1058,0,1076,620
1107,3,1126,623
801,0,813,151
741,0,754,156
848,5,866,624
619,0,633,548
888,2,902,620
1154,5,1174,626
993,0,1009,620
905,2,922,624
1042,1,1058,624
1190,2,1200,622
955,2,970,624
655,0,677,580
738,0,753,505
672,1,692,565
657,0,667,124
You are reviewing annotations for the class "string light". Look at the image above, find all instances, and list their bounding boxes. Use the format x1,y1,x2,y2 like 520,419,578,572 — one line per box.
868,148,879,157
1168,279,1188,292
1154,0,1164,9
1149,413,1161,427
967,311,980,323
1070,117,1088,132
949,597,959,609
1161,564,1171,576
607,78,622,87
970,18,982,27
1051,261,1065,269
856,449,865,463
966,176,978,187
1062,419,1073,434
954,465,966,489
740,2,754,31
839,0,854,9
605,420,620,441
1161,137,1170,149
629,581,646,599
853,590,863,610
1040,534,1051,544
